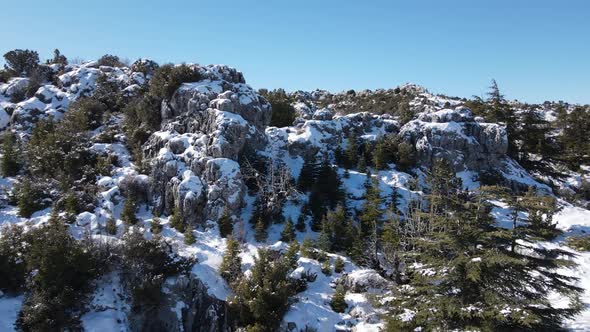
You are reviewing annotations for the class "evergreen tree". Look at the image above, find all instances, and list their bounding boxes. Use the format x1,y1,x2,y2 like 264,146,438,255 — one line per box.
284,240,300,269
321,260,332,276
105,218,117,235
295,213,307,232
485,80,518,159
169,206,185,232
334,257,345,273
184,229,196,245
317,216,333,252
300,237,315,259
1,132,19,176
150,217,162,234
330,285,348,313
357,176,384,267
395,141,416,172
220,236,242,283
387,185,582,331
17,179,40,218
254,217,268,242
218,209,233,238
297,152,320,192
345,132,358,169
121,197,138,226
280,217,296,242
309,157,344,230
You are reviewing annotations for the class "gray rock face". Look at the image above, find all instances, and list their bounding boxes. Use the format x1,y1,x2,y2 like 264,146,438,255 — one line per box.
144,65,269,225
399,108,507,171
128,276,230,332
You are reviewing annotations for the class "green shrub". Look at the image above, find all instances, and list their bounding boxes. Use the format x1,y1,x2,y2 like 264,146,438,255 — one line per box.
97,54,124,67
121,197,138,226
0,224,27,292
150,217,163,234
148,64,201,100
16,223,101,331
1,132,20,176
169,206,185,232
120,231,195,310
67,97,108,131
261,89,296,127
566,235,590,252
321,260,331,276
0,69,12,82
131,59,159,76
3,49,39,77
334,257,345,273
330,285,347,313
106,218,117,235
184,229,196,245
16,179,43,218
217,210,233,238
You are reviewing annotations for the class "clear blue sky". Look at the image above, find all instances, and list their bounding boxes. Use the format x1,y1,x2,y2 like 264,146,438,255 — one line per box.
1,0,588,104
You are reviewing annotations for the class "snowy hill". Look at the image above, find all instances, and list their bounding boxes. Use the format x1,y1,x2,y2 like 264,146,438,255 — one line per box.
0,55,589,331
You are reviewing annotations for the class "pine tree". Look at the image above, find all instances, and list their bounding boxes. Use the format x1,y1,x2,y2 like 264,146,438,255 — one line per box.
150,217,162,234
357,154,367,173
17,179,39,218
1,132,19,176
295,213,307,232
106,217,117,235
330,285,347,313
121,197,138,226
309,157,344,229
220,236,242,283
184,229,196,245
280,217,296,242
345,132,358,169
254,217,268,242
485,80,518,159
297,152,319,192
328,205,351,253
300,237,315,259
321,260,331,275
317,216,333,252
387,185,582,331
169,206,185,232
218,209,233,238
284,240,300,269
334,257,345,273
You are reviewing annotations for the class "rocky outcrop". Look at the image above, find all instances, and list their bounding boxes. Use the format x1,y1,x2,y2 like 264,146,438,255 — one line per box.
128,276,230,332
145,65,270,225
399,108,507,171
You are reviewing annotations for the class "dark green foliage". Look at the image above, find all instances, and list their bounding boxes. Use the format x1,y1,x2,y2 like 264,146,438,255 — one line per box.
69,97,109,131
217,210,233,238
321,260,331,276
297,152,320,192
121,197,138,226
334,257,345,273
386,179,582,331
1,131,20,176
265,89,296,127
27,117,96,184
97,54,125,67
0,225,27,293
308,158,344,230
229,249,300,331
280,217,296,242
16,179,42,218
184,229,196,245
330,285,347,313
344,132,359,169
0,69,12,82
296,212,307,232
50,49,67,66
300,237,315,259
150,217,162,234
395,141,416,172
557,106,590,169
149,63,201,100
169,206,185,232
219,236,242,283
131,59,159,76
106,217,117,235
566,235,590,252
3,49,39,77
16,223,101,331
120,231,195,311
284,240,300,269
254,217,268,242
